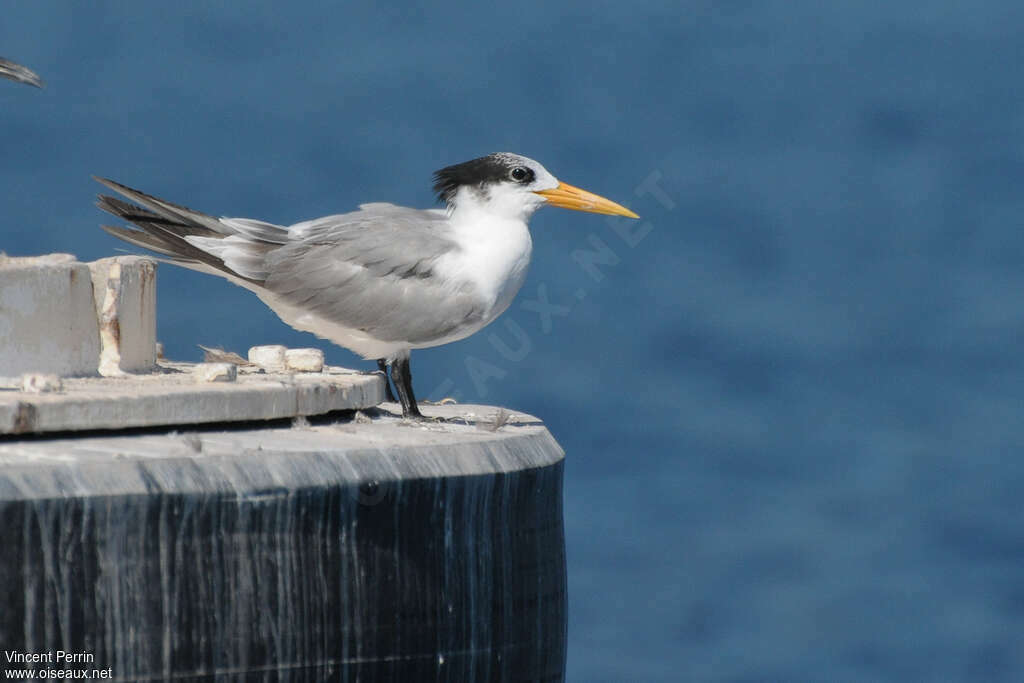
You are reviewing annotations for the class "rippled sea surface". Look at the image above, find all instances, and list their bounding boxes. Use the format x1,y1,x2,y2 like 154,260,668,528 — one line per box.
4,3,1024,680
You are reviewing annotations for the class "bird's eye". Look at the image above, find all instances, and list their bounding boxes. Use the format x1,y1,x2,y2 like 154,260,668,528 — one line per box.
510,167,530,182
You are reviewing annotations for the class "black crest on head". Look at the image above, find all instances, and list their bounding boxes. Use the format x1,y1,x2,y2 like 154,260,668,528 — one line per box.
432,153,533,204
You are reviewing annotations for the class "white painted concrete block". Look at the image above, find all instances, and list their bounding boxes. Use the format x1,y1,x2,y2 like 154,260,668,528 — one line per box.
89,256,157,376
285,348,324,372
0,254,100,376
248,345,287,372
194,362,238,383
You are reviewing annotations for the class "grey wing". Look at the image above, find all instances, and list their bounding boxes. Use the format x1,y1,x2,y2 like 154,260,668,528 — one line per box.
264,204,486,344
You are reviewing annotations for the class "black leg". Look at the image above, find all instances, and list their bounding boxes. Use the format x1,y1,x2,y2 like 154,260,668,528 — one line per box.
389,355,422,418
377,358,397,402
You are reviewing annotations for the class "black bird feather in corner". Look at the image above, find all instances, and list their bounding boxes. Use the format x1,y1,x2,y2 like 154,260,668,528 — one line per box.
0,58,43,88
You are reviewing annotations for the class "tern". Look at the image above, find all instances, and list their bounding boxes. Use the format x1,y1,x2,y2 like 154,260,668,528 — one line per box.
95,152,638,418
0,58,43,87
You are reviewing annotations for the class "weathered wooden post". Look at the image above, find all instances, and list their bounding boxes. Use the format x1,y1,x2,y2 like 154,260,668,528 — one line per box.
0,254,567,681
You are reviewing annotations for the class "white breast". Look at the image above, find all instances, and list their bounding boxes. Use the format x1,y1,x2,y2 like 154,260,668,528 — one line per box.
435,208,533,327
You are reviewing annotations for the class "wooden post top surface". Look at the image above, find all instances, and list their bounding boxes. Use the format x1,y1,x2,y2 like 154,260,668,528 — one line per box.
0,403,565,500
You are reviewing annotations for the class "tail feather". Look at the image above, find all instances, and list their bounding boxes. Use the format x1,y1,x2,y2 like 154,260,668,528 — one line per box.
95,177,275,285
94,176,226,234
100,224,177,256
99,224,243,279
97,194,222,239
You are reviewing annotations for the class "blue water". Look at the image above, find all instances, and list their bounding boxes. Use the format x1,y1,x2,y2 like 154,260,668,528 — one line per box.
5,2,1024,680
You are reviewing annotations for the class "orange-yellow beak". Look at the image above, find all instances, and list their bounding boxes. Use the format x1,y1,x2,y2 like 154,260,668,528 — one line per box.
535,182,639,219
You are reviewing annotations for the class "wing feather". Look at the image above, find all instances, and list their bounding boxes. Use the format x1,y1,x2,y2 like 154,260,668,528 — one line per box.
265,205,486,344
